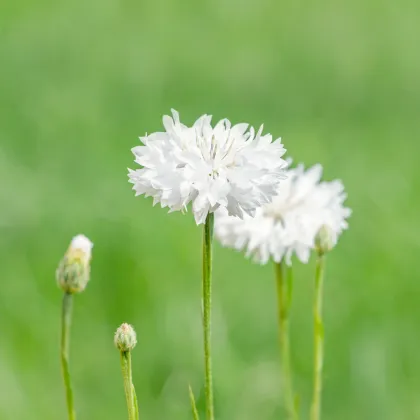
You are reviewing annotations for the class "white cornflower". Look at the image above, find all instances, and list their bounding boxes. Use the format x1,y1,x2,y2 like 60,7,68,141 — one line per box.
128,110,287,224
215,164,351,265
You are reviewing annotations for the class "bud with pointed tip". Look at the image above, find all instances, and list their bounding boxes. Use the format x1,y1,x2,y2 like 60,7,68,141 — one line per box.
56,234,93,294
315,225,334,256
114,323,137,352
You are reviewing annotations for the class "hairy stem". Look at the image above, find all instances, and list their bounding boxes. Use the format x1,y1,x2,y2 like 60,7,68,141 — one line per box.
275,262,298,420
60,292,76,420
202,213,215,420
120,351,137,420
311,254,326,420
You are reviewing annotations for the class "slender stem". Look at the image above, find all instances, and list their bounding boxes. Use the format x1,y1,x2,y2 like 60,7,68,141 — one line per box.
202,213,215,420
120,351,137,420
60,292,76,420
275,262,298,420
188,385,200,420
132,384,139,420
311,254,326,420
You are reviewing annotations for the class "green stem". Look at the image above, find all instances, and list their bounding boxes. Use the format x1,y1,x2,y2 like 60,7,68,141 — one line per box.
120,351,137,420
132,384,139,420
188,385,200,420
275,262,298,420
311,254,326,420
202,213,215,420
60,292,76,420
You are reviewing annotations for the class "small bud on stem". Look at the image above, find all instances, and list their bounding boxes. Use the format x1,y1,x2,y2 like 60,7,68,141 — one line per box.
57,235,93,294
58,234,93,420
115,323,139,420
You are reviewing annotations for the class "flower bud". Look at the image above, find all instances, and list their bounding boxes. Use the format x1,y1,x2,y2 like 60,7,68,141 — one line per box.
315,225,334,255
114,323,137,352
56,235,93,294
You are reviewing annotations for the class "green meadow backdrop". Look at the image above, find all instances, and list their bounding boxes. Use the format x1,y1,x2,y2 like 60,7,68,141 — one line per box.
1,0,419,419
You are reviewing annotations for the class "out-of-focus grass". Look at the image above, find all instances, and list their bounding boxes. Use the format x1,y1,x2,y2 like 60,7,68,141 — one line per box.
1,0,419,419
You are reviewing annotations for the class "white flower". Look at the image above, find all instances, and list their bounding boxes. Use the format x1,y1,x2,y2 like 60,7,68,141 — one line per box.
215,164,351,265
128,110,287,224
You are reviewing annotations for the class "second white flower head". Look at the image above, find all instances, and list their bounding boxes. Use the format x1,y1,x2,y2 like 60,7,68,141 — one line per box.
215,164,351,265
128,110,287,224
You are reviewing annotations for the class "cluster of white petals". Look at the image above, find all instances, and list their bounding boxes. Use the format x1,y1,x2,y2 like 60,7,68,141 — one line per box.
215,164,351,265
128,110,287,224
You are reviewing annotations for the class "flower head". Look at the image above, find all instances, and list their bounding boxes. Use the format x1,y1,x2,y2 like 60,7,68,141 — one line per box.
215,164,351,265
128,110,287,224
56,234,93,293
114,323,137,352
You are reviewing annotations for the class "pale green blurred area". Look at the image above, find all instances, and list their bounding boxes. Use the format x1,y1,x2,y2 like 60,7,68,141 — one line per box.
1,0,419,418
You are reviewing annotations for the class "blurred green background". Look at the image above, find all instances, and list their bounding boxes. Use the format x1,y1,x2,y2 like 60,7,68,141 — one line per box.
1,0,419,419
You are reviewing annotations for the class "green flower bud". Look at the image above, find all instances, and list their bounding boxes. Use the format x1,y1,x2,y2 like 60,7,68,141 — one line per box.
114,323,137,352
315,225,334,255
56,235,93,294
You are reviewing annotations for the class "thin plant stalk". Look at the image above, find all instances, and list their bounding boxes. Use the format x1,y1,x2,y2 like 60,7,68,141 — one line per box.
60,292,76,420
120,351,137,420
275,262,298,420
188,385,200,420
132,384,139,420
311,254,326,420
202,213,215,420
